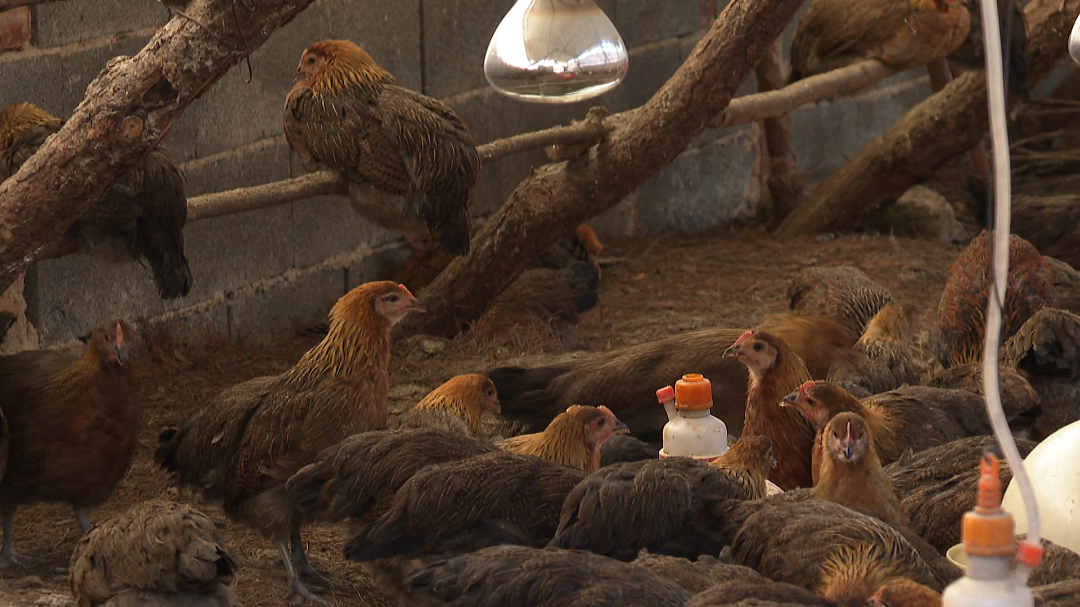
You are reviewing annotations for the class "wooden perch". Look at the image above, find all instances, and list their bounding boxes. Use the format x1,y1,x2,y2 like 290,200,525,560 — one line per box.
775,0,1079,238
402,0,808,337
0,0,316,294
755,38,805,226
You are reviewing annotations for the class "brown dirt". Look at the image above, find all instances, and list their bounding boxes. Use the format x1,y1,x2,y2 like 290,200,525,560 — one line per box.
0,230,961,607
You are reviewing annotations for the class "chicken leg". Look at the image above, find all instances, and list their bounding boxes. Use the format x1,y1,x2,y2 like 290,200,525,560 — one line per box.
0,513,40,568
74,508,93,534
290,528,334,589
277,540,329,606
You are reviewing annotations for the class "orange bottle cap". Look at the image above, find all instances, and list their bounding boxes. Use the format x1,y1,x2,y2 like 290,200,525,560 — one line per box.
656,386,675,402
675,373,712,410
962,453,1017,557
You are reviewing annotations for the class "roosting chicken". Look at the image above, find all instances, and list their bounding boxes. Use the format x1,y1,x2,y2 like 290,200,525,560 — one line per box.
391,373,500,438
0,103,192,299
496,404,627,473
154,281,425,604
937,230,1056,366
406,545,691,607
628,553,764,595
713,434,777,500
867,579,942,607
724,330,817,490
0,318,136,567
788,0,971,83
827,302,922,397
599,433,657,467
815,412,907,527
786,265,894,336
488,313,855,441
948,0,1029,98
1000,308,1080,441
926,362,1041,431
283,40,480,255
1020,534,1080,587
684,578,834,607
1035,579,1080,607
69,499,237,607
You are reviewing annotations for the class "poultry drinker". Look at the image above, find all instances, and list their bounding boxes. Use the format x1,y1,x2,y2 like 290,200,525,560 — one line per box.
657,373,728,462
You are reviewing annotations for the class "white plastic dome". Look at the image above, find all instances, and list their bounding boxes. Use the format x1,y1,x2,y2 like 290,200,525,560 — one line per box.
1001,419,1080,554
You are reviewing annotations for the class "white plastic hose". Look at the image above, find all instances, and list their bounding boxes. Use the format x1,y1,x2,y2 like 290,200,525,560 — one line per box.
978,0,1042,558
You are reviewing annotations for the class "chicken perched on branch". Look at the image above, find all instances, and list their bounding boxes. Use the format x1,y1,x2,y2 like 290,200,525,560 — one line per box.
788,0,971,83
69,500,237,607
0,103,192,299
154,281,425,605
496,404,627,473
786,265,894,336
815,412,907,527
827,302,922,397
283,40,480,255
391,373,500,438
1000,307,1080,441
0,318,136,567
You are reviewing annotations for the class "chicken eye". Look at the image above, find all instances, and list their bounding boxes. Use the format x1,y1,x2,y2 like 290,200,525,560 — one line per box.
597,419,605,427
386,294,400,303
753,342,764,352
307,57,316,64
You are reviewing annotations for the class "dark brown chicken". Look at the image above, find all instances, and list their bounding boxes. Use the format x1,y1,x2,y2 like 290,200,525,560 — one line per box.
724,330,817,490
599,433,657,467
391,373,501,438
786,265,894,337
1045,256,1080,316
629,553,764,595
406,545,691,607
926,362,1041,430
815,412,907,527
549,456,758,561
827,302,922,397
0,102,192,299
497,404,627,473
788,0,971,83
69,499,236,607
938,230,1056,366
487,314,856,440
0,318,136,567
684,578,834,607
866,579,941,607
154,281,425,604
283,40,480,256
1035,579,1080,607
884,435,1037,553
1020,534,1080,587
947,0,1029,98
712,434,777,500
1000,307,1080,441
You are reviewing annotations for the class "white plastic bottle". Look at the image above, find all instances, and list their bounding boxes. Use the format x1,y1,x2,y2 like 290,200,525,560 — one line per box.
656,373,728,462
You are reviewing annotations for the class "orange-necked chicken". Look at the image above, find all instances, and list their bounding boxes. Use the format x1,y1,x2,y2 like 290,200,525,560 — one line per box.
1000,307,1080,441
0,103,192,299
0,318,136,567
724,330,817,490
283,40,480,256
867,579,942,607
827,302,922,397
154,281,425,605
391,373,500,438
786,265,894,336
789,0,971,83
495,404,627,474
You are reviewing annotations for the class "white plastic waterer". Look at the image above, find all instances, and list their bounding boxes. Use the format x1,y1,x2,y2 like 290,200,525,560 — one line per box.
656,373,728,462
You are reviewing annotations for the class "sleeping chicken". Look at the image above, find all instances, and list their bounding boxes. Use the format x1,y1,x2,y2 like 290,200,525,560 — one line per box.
391,373,501,438
786,265,894,336
283,40,480,255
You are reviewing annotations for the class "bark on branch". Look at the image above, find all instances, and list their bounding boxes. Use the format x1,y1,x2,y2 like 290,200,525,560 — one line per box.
775,0,1079,238
0,0,48,10
403,0,808,337
0,0,316,292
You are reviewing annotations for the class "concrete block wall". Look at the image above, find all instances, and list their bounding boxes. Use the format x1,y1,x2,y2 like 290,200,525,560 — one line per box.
1,0,929,348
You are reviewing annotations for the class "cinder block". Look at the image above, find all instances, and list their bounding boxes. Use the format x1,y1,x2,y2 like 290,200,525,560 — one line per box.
422,0,507,99
0,50,63,115
59,35,152,111
32,0,168,48
179,138,292,197
191,0,421,157
291,195,398,268
146,301,231,346
616,0,703,48
228,267,344,344
347,246,412,290
0,7,31,51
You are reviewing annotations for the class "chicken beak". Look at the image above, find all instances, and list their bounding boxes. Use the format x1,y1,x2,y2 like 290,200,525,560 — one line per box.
612,419,630,435
722,344,740,358
405,298,427,313
780,392,798,407
842,422,856,460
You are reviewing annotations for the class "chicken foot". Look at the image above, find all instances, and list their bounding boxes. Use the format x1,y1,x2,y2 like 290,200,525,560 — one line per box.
277,540,329,606
290,528,334,589
0,514,41,568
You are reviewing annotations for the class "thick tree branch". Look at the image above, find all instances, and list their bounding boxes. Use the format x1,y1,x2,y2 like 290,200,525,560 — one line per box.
775,0,1079,237
755,38,805,226
403,0,807,337
0,0,315,292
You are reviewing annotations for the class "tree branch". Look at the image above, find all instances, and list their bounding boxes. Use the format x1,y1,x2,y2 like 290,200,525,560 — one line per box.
774,0,1079,238
0,0,316,292
403,0,808,337
0,0,49,10
755,38,805,226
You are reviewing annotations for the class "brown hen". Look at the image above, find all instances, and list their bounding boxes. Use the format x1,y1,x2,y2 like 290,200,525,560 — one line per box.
786,265,894,336
684,578,834,606
0,318,136,567
283,40,479,255
496,404,627,473
154,281,425,604
711,434,777,500
815,412,907,527
629,553,764,595
867,579,942,607
1000,307,1080,441
827,302,922,397
391,373,500,438
69,499,236,607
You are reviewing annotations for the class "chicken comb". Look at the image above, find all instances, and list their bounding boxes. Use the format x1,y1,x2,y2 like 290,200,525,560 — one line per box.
796,380,816,396
733,330,755,346
397,284,416,298
115,322,125,346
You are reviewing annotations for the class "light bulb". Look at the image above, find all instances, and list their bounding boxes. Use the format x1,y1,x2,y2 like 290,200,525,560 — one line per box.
484,0,629,104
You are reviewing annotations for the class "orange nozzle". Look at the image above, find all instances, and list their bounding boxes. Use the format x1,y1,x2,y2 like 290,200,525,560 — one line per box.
674,373,713,411
962,452,1016,557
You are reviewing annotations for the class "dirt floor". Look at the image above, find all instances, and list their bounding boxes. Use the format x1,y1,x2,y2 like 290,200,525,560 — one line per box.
0,230,964,607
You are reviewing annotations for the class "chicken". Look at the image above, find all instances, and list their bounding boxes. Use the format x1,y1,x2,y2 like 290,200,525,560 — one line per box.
786,265,894,336
712,434,777,500
827,302,922,397
391,373,501,438
283,40,480,256
1000,308,1080,441
496,404,627,473
1036,580,1080,607
966,176,1080,269
867,579,941,607
0,102,192,299
724,330,817,490
629,553,764,594
1045,256,1080,316
154,281,425,605
937,230,1056,366
684,578,834,607
549,457,757,560
69,499,236,607
926,362,1041,431
947,0,1028,98
406,545,691,607
0,318,136,567
883,435,1037,552
1021,534,1080,587
788,0,971,83
537,223,605,278
489,314,855,443
599,433,657,467
392,233,451,292
815,412,907,527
